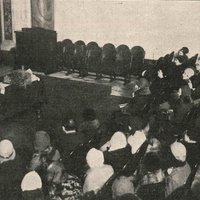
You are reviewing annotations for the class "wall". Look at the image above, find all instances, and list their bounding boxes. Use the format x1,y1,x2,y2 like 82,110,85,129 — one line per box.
0,0,31,50
55,0,200,59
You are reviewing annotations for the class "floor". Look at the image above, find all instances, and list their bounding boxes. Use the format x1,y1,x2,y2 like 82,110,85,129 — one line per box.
48,70,137,98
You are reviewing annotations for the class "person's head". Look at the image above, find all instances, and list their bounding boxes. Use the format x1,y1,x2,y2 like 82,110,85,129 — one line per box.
179,47,189,55
195,56,200,71
137,77,150,89
128,130,146,154
0,139,16,163
159,101,171,111
86,148,104,168
146,138,162,154
34,131,51,152
46,161,66,184
109,131,127,152
62,117,76,131
112,176,135,199
170,141,187,162
182,68,195,80
82,108,97,121
173,57,182,66
21,171,43,200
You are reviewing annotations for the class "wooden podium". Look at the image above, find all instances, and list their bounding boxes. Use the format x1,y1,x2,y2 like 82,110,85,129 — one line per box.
15,27,57,74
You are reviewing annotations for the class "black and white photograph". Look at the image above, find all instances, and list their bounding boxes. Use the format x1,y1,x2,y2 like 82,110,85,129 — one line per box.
0,0,200,199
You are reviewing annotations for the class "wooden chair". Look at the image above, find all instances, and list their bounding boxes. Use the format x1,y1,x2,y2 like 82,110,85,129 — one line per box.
62,39,75,74
116,44,131,84
130,46,145,77
86,42,102,79
73,40,87,77
101,43,116,81
54,41,63,70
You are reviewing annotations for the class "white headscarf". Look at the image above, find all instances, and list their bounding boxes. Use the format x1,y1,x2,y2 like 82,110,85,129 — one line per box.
21,171,42,191
109,131,127,152
86,148,104,168
170,141,187,162
128,130,146,154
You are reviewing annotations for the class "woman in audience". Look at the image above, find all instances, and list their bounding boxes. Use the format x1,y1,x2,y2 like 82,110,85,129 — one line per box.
21,171,44,200
46,161,83,200
83,148,114,195
101,131,132,172
165,141,191,197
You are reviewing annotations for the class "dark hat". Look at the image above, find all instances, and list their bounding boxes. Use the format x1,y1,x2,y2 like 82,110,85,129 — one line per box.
83,108,96,121
180,47,189,54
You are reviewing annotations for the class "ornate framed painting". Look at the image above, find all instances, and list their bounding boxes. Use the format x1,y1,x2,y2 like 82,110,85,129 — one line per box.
3,0,13,40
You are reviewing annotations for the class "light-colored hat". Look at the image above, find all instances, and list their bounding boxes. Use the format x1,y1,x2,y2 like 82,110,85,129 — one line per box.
128,130,146,154
0,139,16,163
170,141,187,162
86,148,104,168
109,131,127,152
34,131,51,151
21,171,42,191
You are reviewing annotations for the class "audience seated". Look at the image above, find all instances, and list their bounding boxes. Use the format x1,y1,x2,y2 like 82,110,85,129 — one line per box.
2,45,200,200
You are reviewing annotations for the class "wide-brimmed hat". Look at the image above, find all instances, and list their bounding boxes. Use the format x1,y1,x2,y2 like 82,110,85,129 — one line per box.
0,139,16,163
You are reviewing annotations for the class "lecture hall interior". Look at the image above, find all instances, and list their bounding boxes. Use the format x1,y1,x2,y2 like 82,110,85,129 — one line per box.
0,0,200,200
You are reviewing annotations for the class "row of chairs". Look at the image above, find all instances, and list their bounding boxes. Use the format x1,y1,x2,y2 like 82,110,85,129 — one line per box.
55,39,145,84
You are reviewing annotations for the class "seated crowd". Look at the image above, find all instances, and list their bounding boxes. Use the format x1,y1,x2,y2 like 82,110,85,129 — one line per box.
1,47,200,200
